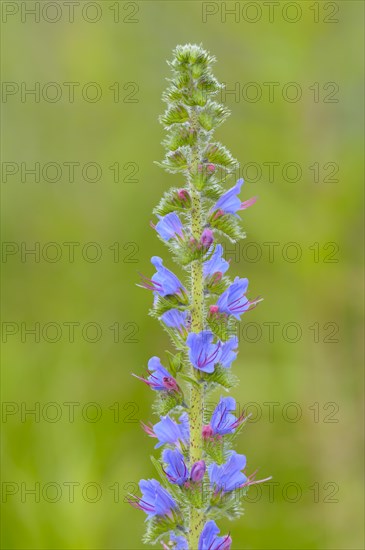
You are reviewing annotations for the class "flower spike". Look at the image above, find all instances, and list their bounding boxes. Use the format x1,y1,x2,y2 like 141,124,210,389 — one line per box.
131,44,270,549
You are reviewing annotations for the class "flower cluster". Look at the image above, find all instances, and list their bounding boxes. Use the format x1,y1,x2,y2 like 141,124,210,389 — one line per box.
132,44,270,549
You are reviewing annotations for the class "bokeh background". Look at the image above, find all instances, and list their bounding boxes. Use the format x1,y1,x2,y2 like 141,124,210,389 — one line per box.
1,1,364,549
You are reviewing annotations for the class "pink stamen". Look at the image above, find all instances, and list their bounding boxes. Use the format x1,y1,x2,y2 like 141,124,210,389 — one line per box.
241,469,272,488
141,421,156,437
232,412,247,429
240,196,257,210
131,373,152,387
138,273,163,293
127,495,154,513
197,341,221,369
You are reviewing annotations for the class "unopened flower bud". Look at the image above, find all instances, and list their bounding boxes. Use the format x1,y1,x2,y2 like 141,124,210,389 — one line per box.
201,228,214,248
240,196,257,210
202,425,213,438
162,376,180,393
211,272,223,285
207,163,215,173
209,305,219,316
213,208,224,220
190,460,206,482
177,189,190,203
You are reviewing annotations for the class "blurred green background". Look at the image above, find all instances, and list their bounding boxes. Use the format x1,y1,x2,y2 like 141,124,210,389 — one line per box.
1,1,364,549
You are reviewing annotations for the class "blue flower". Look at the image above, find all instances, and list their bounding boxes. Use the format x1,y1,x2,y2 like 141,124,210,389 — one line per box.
186,331,222,373
198,520,232,550
219,336,239,368
161,309,188,333
164,533,188,550
210,396,243,435
133,356,179,393
203,244,229,278
162,448,189,485
140,256,186,298
144,413,189,448
212,178,257,216
217,277,260,320
134,479,177,517
155,212,184,241
208,451,247,493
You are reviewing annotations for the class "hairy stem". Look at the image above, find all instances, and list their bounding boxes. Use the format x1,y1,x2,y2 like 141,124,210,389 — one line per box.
188,109,205,549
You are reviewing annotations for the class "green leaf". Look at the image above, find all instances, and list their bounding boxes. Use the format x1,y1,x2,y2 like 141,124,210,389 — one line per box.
162,86,183,104
153,187,191,217
170,238,209,267
172,73,191,90
166,350,184,376
164,126,198,150
161,323,186,352
150,456,176,493
179,373,201,388
203,143,238,170
198,101,230,131
166,149,189,168
203,366,239,390
182,88,208,107
157,148,189,174
160,104,189,126
204,437,225,465
210,213,246,243
206,274,231,296
150,294,189,318
189,169,208,191
189,164,218,192
196,75,221,94
143,512,185,545
207,493,244,521
202,182,224,201
207,314,237,342
152,390,185,417
181,480,207,508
